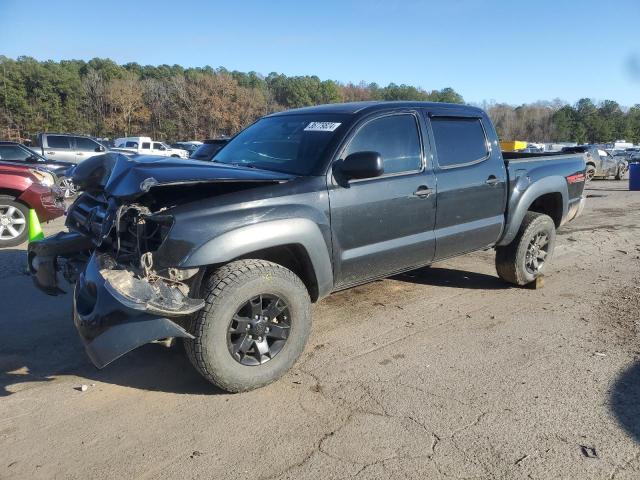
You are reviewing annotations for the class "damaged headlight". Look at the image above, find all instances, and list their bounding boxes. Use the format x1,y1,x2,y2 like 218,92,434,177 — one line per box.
101,268,204,316
29,168,55,187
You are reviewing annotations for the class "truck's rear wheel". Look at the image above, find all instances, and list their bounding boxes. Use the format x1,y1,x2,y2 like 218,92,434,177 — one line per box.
185,259,311,392
495,212,556,286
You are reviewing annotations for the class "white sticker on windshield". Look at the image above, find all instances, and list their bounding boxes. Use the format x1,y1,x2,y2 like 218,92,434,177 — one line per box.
304,122,342,132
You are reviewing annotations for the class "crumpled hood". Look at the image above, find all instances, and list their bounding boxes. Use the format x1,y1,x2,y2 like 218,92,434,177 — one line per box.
71,153,294,198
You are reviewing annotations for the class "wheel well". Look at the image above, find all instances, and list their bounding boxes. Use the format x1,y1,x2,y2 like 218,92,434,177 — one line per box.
528,193,562,227
0,188,21,199
236,244,320,302
586,162,596,168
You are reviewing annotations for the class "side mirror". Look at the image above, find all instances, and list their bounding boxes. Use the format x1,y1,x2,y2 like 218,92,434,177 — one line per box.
26,155,41,163
95,145,105,152
339,151,384,180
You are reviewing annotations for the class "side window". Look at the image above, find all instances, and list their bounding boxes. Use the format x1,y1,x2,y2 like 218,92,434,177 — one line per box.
125,141,139,148
344,114,421,175
153,142,165,150
75,136,99,151
430,117,488,167
141,142,151,149
46,135,72,149
0,145,30,161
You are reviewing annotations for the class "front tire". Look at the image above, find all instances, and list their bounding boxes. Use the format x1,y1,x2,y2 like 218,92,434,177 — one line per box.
0,196,29,247
185,259,312,392
615,167,625,180
495,212,556,286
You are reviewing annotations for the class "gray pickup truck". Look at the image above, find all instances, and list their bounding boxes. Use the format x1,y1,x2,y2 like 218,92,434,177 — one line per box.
28,101,586,392
29,133,107,163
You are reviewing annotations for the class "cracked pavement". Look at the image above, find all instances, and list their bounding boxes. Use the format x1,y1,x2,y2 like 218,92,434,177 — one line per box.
1,179,639,479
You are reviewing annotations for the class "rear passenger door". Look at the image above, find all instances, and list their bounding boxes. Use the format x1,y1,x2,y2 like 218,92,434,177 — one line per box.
329,111,437,287
42,135,76,162
426,113,507,260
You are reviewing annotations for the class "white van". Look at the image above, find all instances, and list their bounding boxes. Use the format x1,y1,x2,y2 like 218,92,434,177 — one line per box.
113,137,189,159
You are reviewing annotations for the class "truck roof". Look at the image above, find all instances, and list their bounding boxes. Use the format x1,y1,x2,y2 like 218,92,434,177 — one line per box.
267,101,484,117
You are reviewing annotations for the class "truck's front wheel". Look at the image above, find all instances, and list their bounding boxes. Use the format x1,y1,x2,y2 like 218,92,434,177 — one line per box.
495,212,556,286
185,259,311,392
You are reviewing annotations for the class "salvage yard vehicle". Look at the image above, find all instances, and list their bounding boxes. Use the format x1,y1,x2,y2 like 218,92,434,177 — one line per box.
561,145,622,180
114,137,189,159
28,101,587,392
0,161,64,247
29,133,107,163
0,141,77,198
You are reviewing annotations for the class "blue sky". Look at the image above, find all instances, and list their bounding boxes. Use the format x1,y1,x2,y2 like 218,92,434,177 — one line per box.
1,0,639,106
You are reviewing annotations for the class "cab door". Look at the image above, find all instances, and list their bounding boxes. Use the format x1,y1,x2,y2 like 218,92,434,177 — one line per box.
425,112,507,260
74,136,103,162
597,149,617,176
42,135,77,162
328,111,437,287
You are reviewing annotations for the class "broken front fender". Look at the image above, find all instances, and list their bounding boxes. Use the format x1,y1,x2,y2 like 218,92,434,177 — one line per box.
73,253,202,368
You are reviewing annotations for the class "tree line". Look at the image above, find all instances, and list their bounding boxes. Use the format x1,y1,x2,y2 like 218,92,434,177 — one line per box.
1,56,638,145
483,99,640,145
0,56,462,142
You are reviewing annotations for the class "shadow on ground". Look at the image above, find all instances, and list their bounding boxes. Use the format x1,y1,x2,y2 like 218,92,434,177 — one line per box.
393,266,509,290
0,249,221,397
610,361,640,444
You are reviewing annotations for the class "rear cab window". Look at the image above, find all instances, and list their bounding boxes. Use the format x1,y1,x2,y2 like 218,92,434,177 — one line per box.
46,135,72,149
430,117,489,168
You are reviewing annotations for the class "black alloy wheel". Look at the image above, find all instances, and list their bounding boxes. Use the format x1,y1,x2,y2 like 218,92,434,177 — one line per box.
227,294,291,366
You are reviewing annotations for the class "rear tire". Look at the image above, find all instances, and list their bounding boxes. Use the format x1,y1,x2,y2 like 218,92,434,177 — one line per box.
0,196,29,248
615,167,625,180
185,259,312,392
585,164,596,181
495,212,556,286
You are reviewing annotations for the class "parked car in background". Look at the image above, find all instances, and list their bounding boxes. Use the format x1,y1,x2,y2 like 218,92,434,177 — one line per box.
561,145,622,180
114,137,189,158
0,141,77,198
171,141,202,156
189,139,229,161
29,133,107,163
0,161,64,247
28,101,587,392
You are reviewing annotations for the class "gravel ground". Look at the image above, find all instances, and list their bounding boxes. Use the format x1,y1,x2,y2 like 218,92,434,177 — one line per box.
0,179,639,479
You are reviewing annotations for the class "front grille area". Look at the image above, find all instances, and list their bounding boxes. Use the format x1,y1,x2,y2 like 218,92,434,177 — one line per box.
66,193,112,243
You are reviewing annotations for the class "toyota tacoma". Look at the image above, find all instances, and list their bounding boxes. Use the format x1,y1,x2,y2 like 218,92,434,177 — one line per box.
28,101,587,392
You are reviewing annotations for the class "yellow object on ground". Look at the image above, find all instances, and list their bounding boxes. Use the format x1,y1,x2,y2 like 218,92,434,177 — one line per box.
28,209,44,242
500,140,528,152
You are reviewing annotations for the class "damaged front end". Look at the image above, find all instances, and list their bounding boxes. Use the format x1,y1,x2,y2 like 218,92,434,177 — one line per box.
28,153,291,367
29,193,205,367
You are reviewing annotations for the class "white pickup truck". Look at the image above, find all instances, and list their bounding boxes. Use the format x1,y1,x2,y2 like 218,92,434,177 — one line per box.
113,137,189,159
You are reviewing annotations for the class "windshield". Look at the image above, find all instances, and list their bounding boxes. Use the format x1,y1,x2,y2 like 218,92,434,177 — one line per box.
213,114,347,175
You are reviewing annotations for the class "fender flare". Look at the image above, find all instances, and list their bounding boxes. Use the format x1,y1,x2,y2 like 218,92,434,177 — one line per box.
179,218,334,299
498,176,568,246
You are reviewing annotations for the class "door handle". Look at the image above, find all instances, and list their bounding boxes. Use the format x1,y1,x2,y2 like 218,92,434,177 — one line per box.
412,185,433,198
485,175,499,186
46,151,55,155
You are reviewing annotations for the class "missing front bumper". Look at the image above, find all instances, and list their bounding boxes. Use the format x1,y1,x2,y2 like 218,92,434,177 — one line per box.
73,253,203,368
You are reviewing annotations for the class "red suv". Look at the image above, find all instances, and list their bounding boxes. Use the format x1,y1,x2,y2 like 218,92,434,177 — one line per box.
0,161,65,247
